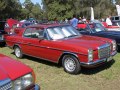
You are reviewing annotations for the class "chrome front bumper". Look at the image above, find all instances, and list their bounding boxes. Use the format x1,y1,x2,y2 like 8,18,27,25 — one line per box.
81,51,117,67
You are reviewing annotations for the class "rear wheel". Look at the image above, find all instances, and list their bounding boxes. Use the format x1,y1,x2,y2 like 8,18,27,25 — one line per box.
14,46,23,58
62,55,81,74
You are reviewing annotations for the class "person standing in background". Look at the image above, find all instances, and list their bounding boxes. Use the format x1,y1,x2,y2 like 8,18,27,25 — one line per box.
106,15,112,26
70,14,78,28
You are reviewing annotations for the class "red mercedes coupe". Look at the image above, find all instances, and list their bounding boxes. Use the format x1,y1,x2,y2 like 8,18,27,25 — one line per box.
5,23,117,74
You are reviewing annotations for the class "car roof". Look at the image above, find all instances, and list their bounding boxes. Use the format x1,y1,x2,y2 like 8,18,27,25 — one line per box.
28,23,70,29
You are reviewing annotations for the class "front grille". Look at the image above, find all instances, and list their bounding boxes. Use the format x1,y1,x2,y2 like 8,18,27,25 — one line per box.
98,44,111,59
0,79,12,90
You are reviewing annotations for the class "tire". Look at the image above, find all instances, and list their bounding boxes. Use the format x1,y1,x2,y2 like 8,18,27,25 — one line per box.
14,46,23,58
62,55,81,74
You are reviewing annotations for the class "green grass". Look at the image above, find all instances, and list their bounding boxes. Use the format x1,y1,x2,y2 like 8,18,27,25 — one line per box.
1,46,120,90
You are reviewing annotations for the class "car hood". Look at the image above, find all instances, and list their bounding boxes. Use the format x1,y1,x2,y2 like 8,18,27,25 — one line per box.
52,35,109,54
0,54,32,80
95,31,120,38
7,19,19,28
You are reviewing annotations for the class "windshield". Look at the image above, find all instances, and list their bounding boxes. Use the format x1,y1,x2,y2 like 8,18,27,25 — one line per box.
47,25,81,40
89,23,107,32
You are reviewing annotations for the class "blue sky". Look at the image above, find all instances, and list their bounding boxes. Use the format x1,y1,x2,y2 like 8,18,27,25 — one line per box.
19,0,42,5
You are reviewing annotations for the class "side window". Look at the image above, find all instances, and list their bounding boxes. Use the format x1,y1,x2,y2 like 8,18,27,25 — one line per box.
23,28,32,37
44,30,48,39
38,29,48,40
31,30,40,38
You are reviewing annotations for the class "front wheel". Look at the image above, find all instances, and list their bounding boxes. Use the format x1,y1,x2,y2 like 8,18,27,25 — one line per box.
14,46,23,58
62,55,81,74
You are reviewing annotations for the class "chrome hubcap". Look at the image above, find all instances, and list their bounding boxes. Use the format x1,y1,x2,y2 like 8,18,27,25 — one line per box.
64,57,76,72
15,48,21,57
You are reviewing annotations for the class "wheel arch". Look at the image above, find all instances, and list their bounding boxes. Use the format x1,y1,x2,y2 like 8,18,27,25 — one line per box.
58,52,80,65
13,44,21,49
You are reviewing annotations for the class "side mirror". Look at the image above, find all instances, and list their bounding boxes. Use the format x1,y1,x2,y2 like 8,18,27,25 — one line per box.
38,35,44,40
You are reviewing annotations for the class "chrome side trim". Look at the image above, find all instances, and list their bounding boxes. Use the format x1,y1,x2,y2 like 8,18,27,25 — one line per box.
23,51,86,64
6,40,87,56
23,53,58,64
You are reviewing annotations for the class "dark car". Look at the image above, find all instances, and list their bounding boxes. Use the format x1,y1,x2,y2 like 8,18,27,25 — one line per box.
77,23,120,50
0,21,6,45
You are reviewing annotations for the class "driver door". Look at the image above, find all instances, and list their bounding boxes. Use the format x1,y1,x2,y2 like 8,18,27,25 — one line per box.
22,28,61,62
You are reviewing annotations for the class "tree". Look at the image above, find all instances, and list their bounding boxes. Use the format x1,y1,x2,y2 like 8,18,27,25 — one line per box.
0,0,22,20
43,0,116,20
31,3,43,20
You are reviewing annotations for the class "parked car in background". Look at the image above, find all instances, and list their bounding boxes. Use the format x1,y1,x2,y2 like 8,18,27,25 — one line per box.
0,21,6,45
102,22,120,31
77,22,120,50
100,16,120,31
89,19,120,31
5,19,35,34
5,24,117,74
0,53,40,90
111,16,120,22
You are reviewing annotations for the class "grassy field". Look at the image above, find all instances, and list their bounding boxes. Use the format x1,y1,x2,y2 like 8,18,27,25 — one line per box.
0,46,120,90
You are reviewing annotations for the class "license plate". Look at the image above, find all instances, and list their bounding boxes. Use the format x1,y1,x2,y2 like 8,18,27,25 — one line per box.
107,56,113,62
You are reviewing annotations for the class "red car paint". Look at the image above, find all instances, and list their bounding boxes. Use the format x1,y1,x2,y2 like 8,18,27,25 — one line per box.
6,18,19,28
0,54,32,80
5,24,116,66
77,23,87,29
0,54,40,90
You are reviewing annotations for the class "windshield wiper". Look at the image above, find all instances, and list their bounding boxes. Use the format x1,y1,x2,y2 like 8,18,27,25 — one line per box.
67,35,78,38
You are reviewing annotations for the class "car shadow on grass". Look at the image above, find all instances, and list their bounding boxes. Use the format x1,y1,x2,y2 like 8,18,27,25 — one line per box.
11,52,115,74
81,60,115,75
24,55,115,74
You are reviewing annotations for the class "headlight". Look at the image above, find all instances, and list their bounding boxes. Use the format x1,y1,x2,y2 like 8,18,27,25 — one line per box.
13,73,34,90
88,49,93,62
112,40,116,51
